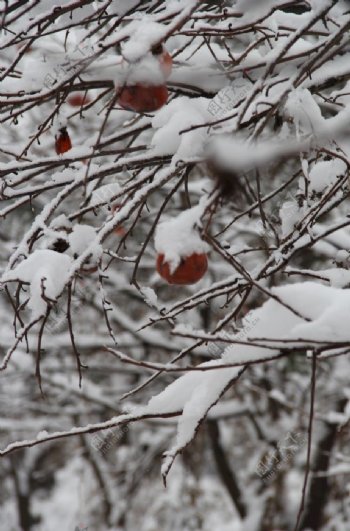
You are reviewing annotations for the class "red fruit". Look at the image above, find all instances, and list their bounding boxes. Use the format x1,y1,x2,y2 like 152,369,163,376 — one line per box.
160,51,172,79
117,84,168,113
111,204,126,236
156,253,208,285
67,92,91,107
55,127,72,155
80,264,98,274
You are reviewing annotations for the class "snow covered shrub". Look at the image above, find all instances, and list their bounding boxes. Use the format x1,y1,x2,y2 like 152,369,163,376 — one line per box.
1,1,350,529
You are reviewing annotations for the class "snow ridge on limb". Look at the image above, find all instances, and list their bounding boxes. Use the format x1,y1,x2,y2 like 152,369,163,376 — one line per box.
158,364,246,485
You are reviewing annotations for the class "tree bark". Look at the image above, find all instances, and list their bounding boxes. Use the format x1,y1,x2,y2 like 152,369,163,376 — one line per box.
208,420,247,519
300,398,347,530
10,457,38,531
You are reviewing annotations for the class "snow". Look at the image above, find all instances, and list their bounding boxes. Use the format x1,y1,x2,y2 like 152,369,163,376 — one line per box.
128,281,350,479
106,0,140,16
266,35,314,64
170,364,241,446
161,363,243,478
51,167,78,184
309,0,333,10
309,159,347,194
140,286,159,308
208,134,297,174
145,365,214,415
122,21,168,62
208,78,251,118
49,214,72,231
222,282,350,366
235,0,279,20
2,0,350,527
286,88,325,138
1,250,72,318
36,430,49,440
104,20,174,86
52,114,68,134
151,97,211,162
90,183,122,207
68,224,102,266
279,200,301,237
116,54,166,86
154,203,210,273
320,268,350,288
135,358,244,479
290,292,350,342
31,456,91,531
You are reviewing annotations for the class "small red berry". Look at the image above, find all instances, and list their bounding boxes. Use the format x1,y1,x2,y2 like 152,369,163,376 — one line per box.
80,264,98,274
117,84,168,113
67,92,91,107
156,253,208,285
111,204,126,236
55,127,72,155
